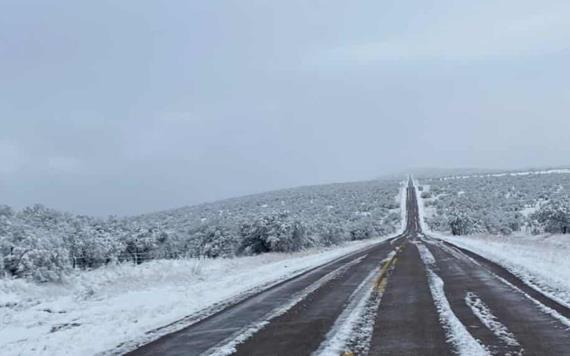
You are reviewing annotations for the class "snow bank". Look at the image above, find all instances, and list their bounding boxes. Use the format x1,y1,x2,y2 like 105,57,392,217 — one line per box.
0,237,390,356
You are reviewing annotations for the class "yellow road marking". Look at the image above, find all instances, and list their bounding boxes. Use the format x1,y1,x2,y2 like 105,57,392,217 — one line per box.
377,276,388,294
342,244,406,355
374,244,404,291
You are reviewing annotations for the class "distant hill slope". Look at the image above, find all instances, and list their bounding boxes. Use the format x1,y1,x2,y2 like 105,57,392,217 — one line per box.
0,179,404,281
385,165,570,180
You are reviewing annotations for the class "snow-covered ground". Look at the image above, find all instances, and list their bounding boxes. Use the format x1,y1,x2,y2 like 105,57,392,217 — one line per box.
418,171,570,236
0,237,393,356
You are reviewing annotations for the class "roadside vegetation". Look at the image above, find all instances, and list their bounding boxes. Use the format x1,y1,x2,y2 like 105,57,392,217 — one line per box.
0,179,402,282
419,171,570,236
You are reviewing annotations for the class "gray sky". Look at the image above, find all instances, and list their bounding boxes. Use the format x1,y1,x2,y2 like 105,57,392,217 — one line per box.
1,0,570,216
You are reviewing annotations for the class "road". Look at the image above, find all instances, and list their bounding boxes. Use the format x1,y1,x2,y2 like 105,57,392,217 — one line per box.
128,180,570,355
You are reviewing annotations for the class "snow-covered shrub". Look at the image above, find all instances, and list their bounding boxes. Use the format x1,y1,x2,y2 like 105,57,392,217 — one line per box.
313,223,344,246
196,226,237,258
426,214,449,232
421,170,570,236
1,230,70,282
448,210,479,235
66,224,123,269
531,197,570,234
239,213,308,254
349,225,374,240
121,229,159,264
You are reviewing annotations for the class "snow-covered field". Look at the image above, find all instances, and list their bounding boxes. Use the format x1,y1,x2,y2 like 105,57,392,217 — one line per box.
419,169,570,235
0,237,393,356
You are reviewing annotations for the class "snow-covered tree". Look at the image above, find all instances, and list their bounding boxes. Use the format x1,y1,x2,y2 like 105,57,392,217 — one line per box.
532,197,570,234
196,225,236,258
448,210,479,235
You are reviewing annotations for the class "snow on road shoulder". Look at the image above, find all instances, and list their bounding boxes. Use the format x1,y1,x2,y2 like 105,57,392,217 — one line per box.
398,179,408,232
412,177,430,232
416,243,489,356
207,255,368,356
314,251,397,356
313,266,380,356
437,234,570,309
0,237,390,356
425,237,570,329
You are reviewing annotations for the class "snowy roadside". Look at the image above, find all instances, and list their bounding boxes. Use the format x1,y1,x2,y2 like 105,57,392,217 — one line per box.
0,236,394,356
414,178,570,308
435,233,570,308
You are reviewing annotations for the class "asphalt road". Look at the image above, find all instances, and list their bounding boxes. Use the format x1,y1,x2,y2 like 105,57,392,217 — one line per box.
127,180,570,355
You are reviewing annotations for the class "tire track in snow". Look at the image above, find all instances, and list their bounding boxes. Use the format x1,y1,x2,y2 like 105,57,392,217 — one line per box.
464,292,522,354
311,265,382,356
313,250,399,356
433,239,570,330
416,242,490,356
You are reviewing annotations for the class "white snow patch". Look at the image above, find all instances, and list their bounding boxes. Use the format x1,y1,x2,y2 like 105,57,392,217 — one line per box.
464,292,520,347
314,252,397,356
520,204,539,218
312,264,381,356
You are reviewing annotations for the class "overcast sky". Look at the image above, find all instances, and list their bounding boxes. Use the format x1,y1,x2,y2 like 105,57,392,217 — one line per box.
1,0,570,216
